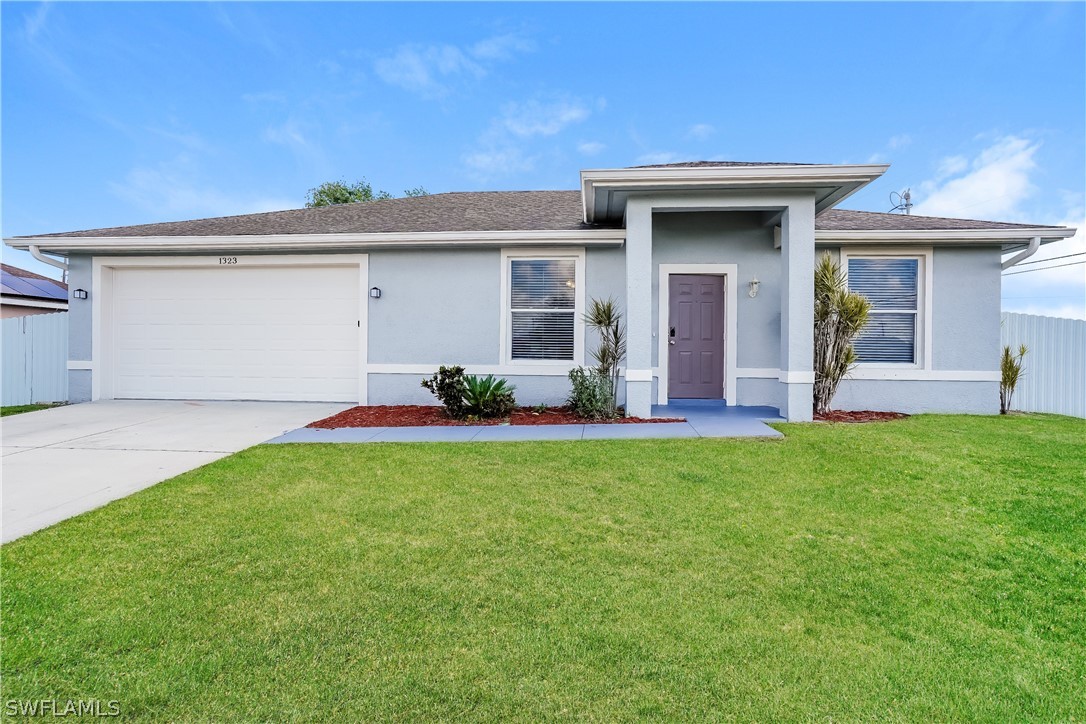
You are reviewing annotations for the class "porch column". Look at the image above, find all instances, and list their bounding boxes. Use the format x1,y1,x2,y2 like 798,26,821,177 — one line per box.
624,198,653,417
779,196,816,422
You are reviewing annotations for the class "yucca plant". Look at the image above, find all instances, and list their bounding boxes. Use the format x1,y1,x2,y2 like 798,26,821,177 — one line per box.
584,297,626,417
463,374,517,418
999,344,1027,414
813,253,871,415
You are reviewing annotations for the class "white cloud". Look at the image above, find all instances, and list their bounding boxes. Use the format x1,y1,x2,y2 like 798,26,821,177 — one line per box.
463,146,536,177
686,123,715,141
108,155,295,219
373,33,533,98
914,136,1039,219
888,133,912,150
263,119,312,150
23,2,51,41
499,98,590,137
577,141,606,156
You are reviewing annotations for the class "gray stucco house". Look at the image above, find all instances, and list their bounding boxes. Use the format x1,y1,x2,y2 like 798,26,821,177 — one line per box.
6,161,1076,421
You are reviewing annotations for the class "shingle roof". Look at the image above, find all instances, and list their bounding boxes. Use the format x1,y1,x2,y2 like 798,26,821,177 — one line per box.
16,190,1061,240
816,208,1062,231
27,191,611,238
1,264,68,301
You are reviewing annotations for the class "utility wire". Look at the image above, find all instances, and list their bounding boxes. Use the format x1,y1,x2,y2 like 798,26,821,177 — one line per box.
1010,252,1086,266
1002,260,1086,276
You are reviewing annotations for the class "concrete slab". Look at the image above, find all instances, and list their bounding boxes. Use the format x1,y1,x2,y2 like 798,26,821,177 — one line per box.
471,424,585,442
266,427,390,444
366,426,485,443
582,422,697,440
1,400,350,543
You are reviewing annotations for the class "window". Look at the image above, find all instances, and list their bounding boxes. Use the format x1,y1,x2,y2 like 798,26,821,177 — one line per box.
846,255,923,365
504,252,583,362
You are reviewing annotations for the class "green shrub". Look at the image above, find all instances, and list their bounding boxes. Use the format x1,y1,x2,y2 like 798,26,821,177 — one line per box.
421,365,468,418
567,367,615,419
463,375,517,419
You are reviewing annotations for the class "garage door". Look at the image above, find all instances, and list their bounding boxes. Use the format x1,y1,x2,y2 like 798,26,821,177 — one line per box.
111,264,360,402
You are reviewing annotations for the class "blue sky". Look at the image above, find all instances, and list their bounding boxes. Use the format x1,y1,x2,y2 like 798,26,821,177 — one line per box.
3,1,1084,317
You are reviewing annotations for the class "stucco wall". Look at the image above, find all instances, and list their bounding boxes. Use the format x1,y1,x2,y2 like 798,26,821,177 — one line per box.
67,254,93,402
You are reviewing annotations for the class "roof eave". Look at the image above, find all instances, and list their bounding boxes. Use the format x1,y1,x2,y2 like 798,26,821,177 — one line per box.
814,227,1076,248
3,228,629,255
580,164,890,223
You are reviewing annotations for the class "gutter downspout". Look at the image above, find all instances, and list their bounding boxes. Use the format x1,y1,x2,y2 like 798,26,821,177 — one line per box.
28,244,69,282
1001,236,1040,270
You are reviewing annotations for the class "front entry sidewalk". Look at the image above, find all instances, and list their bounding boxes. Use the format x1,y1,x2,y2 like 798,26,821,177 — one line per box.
266,402,784,444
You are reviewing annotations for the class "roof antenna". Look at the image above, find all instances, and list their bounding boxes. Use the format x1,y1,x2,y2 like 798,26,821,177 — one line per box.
889,188,913,215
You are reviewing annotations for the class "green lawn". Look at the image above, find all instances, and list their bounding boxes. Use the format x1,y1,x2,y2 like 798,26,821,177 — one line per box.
3,415,1083,720
0,403,59,417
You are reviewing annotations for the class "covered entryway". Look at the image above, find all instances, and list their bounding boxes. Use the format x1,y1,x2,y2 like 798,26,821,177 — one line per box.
667,274,726,399
100,257,365,402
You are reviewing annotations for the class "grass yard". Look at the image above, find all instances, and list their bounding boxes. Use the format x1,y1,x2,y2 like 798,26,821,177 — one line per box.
0,403,59,417
3,414,1083,720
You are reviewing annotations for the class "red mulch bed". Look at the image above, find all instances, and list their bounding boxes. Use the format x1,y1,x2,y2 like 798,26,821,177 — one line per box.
308,405,684,429
815,410,909,423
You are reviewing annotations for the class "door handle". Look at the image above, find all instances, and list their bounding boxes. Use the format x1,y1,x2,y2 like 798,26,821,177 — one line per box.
669,340,676,345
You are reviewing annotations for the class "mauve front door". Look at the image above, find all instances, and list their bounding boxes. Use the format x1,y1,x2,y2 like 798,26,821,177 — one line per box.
668,274,725,399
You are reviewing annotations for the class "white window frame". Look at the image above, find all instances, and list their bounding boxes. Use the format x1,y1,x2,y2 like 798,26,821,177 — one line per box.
500,247,585,367
841,247,933,371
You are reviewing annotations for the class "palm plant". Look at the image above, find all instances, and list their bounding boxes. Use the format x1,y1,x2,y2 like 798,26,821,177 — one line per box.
813,253,871,415
583,297,626,417
999,344,1027,414
463,374,517,418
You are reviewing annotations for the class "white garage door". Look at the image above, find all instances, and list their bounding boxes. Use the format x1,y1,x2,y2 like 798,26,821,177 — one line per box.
111,264,360,402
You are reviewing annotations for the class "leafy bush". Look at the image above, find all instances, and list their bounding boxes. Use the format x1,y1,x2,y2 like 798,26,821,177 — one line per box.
1000,344,1027,414
463,375,517,418
567,367,615,419
421,365,467,418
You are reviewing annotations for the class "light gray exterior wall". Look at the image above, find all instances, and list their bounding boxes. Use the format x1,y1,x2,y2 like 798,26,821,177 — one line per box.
67,254,93,402
65,236,1004,415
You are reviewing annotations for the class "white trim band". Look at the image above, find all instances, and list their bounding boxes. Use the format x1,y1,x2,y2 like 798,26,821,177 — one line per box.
67,360,93,370
779,370,816,384
625,368,653,382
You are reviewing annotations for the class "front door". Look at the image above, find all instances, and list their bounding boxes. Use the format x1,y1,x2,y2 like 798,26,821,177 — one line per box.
668,274,726,399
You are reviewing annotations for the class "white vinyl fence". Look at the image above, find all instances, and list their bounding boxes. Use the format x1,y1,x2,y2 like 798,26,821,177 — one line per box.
1,312,68,406
1001,312,1086,418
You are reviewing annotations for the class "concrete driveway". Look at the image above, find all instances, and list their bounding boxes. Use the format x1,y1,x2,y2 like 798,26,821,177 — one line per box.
1,400,349,543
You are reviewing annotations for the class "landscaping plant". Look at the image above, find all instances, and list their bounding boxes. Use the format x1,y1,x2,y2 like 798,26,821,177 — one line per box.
421,365,468,419
813,253,871,415
583,296,627,416
462,375,517,418
999,343,1028,414
567,366,614,419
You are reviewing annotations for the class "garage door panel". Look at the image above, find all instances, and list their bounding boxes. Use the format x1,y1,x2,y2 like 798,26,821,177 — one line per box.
111,265,360,402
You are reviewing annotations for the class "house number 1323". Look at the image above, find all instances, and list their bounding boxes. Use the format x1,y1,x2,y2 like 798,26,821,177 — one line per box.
219,257,238,265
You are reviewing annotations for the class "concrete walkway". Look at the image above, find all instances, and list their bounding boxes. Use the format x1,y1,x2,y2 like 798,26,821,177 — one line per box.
1,400,351,543
267,402,784,444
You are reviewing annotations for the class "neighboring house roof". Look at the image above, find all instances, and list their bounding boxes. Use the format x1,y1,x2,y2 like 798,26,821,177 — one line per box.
10,191,1060,240
1,263,68,302
631,161,815,168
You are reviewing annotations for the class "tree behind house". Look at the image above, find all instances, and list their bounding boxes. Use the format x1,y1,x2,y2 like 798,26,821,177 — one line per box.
305,180,428,208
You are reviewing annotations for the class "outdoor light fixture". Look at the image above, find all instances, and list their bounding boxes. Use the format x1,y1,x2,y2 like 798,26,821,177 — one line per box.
73,288,88,300
748,277,760,298
369,287,382,299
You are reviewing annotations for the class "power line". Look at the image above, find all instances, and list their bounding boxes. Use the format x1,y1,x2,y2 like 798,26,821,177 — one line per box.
1002,260,1086,276
1010,252,1086,266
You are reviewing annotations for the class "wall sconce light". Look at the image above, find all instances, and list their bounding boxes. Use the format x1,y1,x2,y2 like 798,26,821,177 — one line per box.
748,277,760,298
369,287,382,299
73,289,88,300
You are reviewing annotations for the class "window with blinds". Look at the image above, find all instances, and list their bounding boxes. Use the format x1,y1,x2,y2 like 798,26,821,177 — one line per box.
847,257,920,364
509,259,576,360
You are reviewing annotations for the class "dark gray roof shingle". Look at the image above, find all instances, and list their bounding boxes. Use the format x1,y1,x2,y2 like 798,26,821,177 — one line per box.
816,208,1061,231
26,191,611,238
17,190,1060,239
